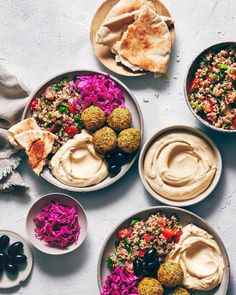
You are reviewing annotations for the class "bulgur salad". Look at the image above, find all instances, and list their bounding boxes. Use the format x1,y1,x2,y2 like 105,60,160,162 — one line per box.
101,211,225,294
188,47,236,130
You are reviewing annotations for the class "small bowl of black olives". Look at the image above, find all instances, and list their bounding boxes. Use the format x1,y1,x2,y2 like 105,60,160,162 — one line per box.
0,230,33,289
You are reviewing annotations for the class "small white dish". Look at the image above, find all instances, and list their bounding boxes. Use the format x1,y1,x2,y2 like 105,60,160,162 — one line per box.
139,125,222,207
0,230,33,289
26,193,88,255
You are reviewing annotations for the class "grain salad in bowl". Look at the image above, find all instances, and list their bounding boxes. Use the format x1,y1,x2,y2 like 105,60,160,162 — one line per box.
185,42,236,132
98,207,229,295
7,70,143,192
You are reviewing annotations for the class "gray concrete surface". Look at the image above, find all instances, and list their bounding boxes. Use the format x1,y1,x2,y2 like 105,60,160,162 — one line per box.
0,0,235,294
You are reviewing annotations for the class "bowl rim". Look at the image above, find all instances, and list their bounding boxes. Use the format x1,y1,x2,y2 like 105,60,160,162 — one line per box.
97,205,230,293
138,125,222,207
22,69,144,192
25,192,88,255
183,41,236,133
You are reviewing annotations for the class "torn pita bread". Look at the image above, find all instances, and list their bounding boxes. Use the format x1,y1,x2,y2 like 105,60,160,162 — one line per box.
7,118,40,148
15,130,56,175
113,5,171,74
96,0,174,48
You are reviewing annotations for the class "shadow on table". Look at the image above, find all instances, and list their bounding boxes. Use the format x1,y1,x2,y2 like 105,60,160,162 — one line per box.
34,238,89,277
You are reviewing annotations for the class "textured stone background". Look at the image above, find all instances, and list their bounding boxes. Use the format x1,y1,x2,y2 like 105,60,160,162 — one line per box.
0,0,236,294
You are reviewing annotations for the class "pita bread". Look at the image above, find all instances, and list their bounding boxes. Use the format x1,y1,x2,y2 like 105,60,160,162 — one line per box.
7,118,40,148
15,130,56,175
96,0,174,48
113,5,171,74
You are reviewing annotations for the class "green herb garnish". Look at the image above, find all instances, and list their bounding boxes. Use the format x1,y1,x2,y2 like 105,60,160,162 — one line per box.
210,73,218,80
52,84,63,92
220,63,228,70
107,257,115,269
130,217,140,226
57,102,68,113
74,115,81,123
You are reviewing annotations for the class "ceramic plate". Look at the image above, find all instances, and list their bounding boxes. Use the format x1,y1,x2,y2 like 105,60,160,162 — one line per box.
22,69,143,192
0,230,33,289
26,193,88,255
139,125,222,207
97,206,230,295
90,0,175,76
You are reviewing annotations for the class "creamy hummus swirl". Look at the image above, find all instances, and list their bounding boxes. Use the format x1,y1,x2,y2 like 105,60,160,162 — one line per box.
51,130,108,187
168,224,224,291
144,132,217,201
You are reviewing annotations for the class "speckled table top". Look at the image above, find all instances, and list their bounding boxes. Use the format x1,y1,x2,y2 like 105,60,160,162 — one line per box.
0,0,235,294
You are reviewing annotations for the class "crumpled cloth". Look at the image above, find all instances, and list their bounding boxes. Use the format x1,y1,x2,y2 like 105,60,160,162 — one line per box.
0,65,30,192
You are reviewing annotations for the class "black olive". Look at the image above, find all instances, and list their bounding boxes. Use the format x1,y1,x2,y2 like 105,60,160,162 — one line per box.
5,263,18,274
105,153,118,165
108,164,121,177
133,258,143,276
0,235,10,250
12,254,27,264
144,248,158,263
8,242,23,256
115,152,127,165
0,252,8,263
144,261,159,273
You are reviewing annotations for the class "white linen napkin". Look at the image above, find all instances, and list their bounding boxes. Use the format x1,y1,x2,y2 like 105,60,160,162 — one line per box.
0,65,30,191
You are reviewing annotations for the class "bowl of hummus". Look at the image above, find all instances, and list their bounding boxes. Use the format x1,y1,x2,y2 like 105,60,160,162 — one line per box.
139,125,222,206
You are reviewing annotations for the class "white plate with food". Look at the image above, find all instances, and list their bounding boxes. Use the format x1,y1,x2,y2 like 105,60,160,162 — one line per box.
8,70,143,192
0,230,33,289
139,125,222,207
90,0,175,76
98,206,230,295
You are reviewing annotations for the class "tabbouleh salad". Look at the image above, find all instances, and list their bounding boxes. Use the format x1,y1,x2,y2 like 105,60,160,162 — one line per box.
107,212,182,272
188,47,236,130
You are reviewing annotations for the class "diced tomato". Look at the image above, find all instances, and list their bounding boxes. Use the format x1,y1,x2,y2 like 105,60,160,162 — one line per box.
206,76,211,82
64,126,79,136
48,124,61,133
45,86,56,100
116,227,132,239
234,117,236,127
68,105,77,114
142,233,152,242
162,227,175,239
138,249,145,257
30,99,39,110
175,231,183,243
188,78,201,93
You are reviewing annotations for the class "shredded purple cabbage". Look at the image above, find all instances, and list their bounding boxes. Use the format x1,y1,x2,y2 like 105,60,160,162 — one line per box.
71,74,125,114
33,200,80,249
101,266,139,295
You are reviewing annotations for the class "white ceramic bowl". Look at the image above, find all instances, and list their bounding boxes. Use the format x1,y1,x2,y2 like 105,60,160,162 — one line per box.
22,69,143,192
139,125,222,207
97,206,230,295
26,193,88,255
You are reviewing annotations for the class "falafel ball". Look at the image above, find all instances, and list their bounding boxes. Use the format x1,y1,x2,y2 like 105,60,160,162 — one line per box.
81,106,106,131
169,287,190,295
118,128,141,154
107,107,132,132
157,261,184,288
93,126,117,155
138,277,164,295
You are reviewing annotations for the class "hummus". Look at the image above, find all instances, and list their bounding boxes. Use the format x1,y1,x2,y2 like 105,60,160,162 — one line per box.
143,132,217,201
168,224,224,291
51,130,108,187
